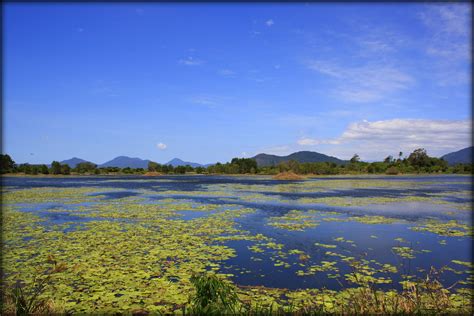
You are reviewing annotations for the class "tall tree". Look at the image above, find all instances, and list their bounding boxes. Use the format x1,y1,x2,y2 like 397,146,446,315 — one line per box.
0,154,15,173
350,154,360,163
51,161,62,174
407,148,429,169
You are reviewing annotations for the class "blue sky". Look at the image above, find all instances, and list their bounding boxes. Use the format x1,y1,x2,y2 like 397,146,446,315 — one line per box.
4,3,472,164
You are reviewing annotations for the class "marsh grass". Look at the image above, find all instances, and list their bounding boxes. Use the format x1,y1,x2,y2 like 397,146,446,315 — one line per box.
2,256,67,315
189,273,239,315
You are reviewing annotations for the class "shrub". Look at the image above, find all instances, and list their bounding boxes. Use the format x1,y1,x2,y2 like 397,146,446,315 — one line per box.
385,166,399,175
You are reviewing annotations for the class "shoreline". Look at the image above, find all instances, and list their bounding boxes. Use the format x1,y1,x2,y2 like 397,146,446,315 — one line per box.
1,173,471,178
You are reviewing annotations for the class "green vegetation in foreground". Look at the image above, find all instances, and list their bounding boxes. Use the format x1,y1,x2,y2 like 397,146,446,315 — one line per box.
2,185,473,315
3,259,473,315
2,147,473,176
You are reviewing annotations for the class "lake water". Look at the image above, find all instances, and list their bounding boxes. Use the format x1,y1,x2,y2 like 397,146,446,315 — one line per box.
2,174,472,308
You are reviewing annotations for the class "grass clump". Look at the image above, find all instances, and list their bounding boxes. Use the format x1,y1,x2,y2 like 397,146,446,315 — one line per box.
2,256,67,315
189,273,239,315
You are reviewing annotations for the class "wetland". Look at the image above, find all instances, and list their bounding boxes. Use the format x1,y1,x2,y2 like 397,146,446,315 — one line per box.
1,174,473,314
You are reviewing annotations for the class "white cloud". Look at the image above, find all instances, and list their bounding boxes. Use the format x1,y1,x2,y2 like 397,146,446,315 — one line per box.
156,143,167,150
297,119,472,160
307,60,415,103
266,19,274,27
178,57,204,66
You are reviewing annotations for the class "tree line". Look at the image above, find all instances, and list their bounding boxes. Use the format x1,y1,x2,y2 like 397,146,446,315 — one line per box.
1,148,472,176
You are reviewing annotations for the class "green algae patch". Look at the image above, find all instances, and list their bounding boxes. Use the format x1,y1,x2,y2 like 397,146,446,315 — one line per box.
267,210,319,231
392,246,416,259
2,200,258,314
2,187,122,204
314,242,337,249
411,219,472,237
452,260,474,269
2,176,473,315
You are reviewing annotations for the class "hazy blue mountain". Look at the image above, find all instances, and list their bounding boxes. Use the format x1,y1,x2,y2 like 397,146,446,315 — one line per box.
99,156,151,168
60,157,93,168
441,147,473,165
166,158,204,168
252,151,346,167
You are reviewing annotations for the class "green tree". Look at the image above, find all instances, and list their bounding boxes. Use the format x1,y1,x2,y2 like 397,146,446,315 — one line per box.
60,164,71,175
40,164,49,174
51,161,62,175
0,154,16,173
75,162,97,174
148,161,160,172
350,154,360,163
175,166,186,174
384,155,393,164
407,148,430,169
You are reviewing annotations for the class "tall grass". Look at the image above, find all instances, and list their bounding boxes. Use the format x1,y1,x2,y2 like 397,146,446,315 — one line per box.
189,273,239,315
2,256,66,316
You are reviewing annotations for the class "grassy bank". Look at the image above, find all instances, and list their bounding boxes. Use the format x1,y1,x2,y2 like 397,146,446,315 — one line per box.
2,269,473,315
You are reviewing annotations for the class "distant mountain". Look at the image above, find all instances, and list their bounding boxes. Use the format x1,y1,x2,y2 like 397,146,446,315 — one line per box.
166,158,204,168
99,156,151,169
441,147,473,165
252,151,346,167
60,157,93,168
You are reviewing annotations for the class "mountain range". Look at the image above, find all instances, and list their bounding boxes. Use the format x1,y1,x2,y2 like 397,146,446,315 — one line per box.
166,158,205,168
57,147,472,169
60,156,207,168
251,151,346,167
441,146,473,165
60,157,91,168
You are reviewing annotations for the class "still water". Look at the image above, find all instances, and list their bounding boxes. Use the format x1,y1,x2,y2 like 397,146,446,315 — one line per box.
3,175,472,291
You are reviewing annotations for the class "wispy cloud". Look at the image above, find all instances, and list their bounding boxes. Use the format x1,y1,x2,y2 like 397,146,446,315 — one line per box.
307,60,415,103
250,30,261,37
188,94,231,108
178,57,204,66
265,19,274,27
419,4,471,86
297,119,471,159
90,79,120,97
156,142,167,150
257,145,292,156
189,95,216,106
218,69,235,76
297,138,340,146
420,4,470,39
